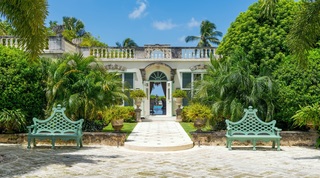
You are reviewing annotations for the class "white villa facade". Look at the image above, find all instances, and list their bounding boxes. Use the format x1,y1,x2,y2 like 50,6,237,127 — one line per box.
1,36,218,118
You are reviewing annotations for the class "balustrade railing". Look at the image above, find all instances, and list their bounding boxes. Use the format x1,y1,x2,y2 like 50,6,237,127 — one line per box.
0,36,23,49
0,36,217,59
90,48,135,58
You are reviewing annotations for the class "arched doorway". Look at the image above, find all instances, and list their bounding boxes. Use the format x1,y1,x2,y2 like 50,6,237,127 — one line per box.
141,62,174,117
149,71,167,115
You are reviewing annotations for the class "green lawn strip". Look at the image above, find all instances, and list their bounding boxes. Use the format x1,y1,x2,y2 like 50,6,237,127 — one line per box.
179,122,196,138
180,122,212,138
103,122,137,139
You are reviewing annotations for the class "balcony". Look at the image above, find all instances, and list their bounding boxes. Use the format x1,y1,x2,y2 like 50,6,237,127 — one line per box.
0,36,218,59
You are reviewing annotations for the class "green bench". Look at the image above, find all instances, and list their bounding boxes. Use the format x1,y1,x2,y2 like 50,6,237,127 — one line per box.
27,105,84,149
225,106,281,151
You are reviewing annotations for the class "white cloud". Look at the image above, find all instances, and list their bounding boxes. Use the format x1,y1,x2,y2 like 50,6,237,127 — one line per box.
188,17,200,28
129,0,147,19
153,20,177,30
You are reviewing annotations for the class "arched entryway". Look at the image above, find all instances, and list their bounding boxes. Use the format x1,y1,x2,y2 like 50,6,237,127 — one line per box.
149,71,167,115
141,62,175,117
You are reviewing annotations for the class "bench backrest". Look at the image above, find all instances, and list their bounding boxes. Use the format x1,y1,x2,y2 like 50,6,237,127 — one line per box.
33,105,83,134
226,106,276,136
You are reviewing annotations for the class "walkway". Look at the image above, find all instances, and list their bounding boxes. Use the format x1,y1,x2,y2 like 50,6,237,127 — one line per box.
124,116,194,151
1,144,320,177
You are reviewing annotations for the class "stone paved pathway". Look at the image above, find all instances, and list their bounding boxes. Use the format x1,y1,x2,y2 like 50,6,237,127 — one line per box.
1,144,320,177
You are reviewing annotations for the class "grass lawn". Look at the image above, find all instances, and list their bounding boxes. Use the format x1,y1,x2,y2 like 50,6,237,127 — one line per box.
103,122,137,138
180,122,212,138
179,122,196,138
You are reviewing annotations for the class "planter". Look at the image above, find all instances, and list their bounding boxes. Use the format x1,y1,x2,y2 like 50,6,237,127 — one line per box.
194,118,207,132
111,119,124,132
175,97,183,107
134,98,142,108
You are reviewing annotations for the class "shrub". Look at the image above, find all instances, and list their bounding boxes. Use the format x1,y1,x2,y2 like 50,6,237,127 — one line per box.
172,89,187,98
0,46,46,130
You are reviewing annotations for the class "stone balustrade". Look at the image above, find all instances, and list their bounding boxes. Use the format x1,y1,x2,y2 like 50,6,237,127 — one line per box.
0,35,217,59
0,36,23,49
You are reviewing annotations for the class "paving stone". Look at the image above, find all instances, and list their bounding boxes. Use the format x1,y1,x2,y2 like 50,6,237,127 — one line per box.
0,144,320,177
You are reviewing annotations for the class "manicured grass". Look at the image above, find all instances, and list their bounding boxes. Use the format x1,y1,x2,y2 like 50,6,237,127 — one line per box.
103,122,137,138
179,122,196,138
180,122,212,138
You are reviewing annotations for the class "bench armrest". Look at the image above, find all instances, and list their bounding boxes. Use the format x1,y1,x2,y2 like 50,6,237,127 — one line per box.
27,125,35,134
274,127,282,136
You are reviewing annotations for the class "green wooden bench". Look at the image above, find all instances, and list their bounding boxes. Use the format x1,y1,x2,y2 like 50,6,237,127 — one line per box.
27,105,84,149
225,106,281,151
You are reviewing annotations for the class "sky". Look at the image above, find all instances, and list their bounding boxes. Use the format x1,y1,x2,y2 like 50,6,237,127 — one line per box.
46,0,258,47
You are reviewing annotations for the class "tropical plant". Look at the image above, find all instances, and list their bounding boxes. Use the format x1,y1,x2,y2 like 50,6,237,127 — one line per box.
184,103,213,122
0,46,46,128
0,0,48,59
104,106,131,123
0,20,15,35
291,103,320,129
130,89,146,99
116,38,138,47
260,0,320,65
185,20,222,47
62,16,86,38
217,0,298,75
193,50,276,122
272,48,320,129
44,53,127,131
0,109,26,133
172,90,187,98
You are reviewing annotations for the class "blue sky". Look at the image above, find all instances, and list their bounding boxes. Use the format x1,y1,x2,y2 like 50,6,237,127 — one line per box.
46,0,257,47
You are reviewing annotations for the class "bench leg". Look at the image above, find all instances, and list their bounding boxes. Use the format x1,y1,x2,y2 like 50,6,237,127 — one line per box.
227,140,232,150
76,138,80,149
52,137,56,149
272,141,275,148
277,140,281,151
33,138,36,147
27,137,31,149
252,139,256,151
80,138,83,148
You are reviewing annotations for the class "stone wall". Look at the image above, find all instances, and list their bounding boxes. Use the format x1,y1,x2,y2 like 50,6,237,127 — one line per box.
191,131,319,147
0,132,126,147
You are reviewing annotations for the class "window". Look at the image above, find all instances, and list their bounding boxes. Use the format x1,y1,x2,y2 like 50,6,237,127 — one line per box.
124,73,134,89
122,73,134,106
182,73,192,89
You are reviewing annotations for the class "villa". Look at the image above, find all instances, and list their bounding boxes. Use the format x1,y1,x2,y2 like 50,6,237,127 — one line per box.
1,35,218,118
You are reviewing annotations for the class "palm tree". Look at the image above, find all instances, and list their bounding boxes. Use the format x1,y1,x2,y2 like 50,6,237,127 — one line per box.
0,0,48,60
62,16,86,37
45,53,127,121
193,50,275,121
185,20,222,47
116,38,138,47
261,0,320,65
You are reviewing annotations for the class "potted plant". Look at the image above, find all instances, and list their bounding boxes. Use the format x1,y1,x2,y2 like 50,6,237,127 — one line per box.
172,89,187,107
130,89,146,108
185,103,213,132
292,103,320,131
104,106,131,132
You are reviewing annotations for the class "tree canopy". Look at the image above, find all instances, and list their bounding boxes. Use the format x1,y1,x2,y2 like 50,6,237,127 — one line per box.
185,20,222,47
217,0,298,75
0,0,48,60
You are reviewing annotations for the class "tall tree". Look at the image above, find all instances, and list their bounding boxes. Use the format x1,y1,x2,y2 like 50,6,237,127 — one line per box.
185,20,222,47
45,53,127,126
217,0,298,75
261,0,320,65
116,38,138,47
0,0,48,60
193,51,276,121
62,16,86,37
